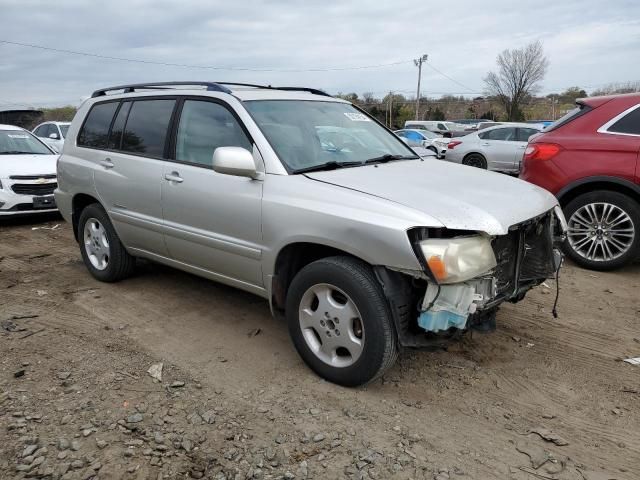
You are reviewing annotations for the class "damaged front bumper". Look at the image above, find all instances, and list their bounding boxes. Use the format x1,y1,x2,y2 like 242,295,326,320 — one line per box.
417,209,565,333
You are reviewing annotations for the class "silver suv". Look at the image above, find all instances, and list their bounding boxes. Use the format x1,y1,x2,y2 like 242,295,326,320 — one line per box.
55,82,565,386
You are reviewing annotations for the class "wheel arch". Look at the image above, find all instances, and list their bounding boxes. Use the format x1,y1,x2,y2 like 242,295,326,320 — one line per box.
71,193,101,241
557,176,640,207
462,151,486,162
270,242,367,314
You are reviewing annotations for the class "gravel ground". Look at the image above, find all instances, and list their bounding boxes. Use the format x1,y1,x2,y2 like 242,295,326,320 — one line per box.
1,214,639,480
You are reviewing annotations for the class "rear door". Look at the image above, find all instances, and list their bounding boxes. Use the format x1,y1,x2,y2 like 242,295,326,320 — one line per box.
160,98,263,287
86,98,175,256
478,127,520,171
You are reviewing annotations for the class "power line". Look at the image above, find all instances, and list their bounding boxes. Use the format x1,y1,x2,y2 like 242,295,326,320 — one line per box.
0,39,413,72
423,62,478,93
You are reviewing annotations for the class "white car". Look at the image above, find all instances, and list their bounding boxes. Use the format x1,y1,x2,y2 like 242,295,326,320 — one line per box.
443,123,543,174
32,121,71,153
0,124,59,216
394,129,444,155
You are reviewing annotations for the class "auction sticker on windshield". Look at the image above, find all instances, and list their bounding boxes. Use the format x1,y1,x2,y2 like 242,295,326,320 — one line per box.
344,112,371,122
7,134,30,138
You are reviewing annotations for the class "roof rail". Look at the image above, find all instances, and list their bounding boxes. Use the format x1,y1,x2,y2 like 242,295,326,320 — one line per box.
217,82,332,97
91,81,232,98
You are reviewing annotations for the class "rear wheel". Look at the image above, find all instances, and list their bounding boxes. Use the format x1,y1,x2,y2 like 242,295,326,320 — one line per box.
286,256,398,387
463,153,487,169
78,203,135,282
563,190,639,270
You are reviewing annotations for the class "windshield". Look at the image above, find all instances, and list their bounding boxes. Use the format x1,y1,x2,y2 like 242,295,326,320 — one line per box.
0,129,52,155
244,100,416,172
420,130,438,139
59,125,70,138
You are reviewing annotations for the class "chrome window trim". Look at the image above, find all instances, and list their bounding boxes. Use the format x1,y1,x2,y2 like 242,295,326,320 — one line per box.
597,103,640,137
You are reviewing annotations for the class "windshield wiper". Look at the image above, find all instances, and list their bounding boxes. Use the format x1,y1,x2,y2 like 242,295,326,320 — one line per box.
362,154,419,165
0,151,36,155
294,160,362,174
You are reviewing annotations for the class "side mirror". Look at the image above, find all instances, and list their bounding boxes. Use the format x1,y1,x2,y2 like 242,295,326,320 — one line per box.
212,147,259,179
48,132,60,140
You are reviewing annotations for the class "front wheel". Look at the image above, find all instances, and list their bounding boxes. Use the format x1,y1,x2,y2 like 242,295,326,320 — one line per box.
563,190,639,270
286,256,398,387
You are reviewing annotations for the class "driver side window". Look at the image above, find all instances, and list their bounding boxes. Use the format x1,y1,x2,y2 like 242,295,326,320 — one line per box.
175,100,252,168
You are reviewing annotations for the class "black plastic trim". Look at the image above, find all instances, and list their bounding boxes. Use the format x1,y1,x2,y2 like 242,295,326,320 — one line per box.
556,176,640,202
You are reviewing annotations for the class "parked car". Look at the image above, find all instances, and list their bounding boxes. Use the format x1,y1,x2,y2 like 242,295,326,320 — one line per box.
444,123,542,174
55,81,564,386
0,124,58,216
450,118,493,130
521,93,640,270
394,129,443,154
33,121,71,153
404,120,466,137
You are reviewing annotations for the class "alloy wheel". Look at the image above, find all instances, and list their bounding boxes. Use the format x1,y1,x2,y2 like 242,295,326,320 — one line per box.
298,283,365,368
83,218,110,270
567,202,635,262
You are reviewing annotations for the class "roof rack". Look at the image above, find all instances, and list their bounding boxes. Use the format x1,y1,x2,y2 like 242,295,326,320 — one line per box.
91,81,232,98
91,81,332,98
217,82,332,97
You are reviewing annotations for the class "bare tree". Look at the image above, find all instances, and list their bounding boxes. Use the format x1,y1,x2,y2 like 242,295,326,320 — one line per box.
484,41,549,121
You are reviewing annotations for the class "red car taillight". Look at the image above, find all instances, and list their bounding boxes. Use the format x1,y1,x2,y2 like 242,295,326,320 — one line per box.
524,143,561,161
448,140,462,149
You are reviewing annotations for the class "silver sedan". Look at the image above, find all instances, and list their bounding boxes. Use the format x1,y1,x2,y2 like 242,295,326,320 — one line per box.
444,123,542,173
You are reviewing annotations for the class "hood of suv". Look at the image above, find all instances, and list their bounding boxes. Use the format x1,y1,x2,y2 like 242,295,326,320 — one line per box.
0,154,58,178
304,160,557,235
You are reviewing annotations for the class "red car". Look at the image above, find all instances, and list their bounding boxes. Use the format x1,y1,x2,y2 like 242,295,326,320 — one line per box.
521,93,640,270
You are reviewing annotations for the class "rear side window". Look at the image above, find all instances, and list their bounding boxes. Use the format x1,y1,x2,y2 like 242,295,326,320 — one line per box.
517,128,539,142
607,105,640,135
78,102,119,148
121,100,175,157
546,103,592,132
479,127,516,141
175,100,251,167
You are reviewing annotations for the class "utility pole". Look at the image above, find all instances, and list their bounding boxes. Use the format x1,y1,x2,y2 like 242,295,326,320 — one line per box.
414,54,428,120
388,91,393,128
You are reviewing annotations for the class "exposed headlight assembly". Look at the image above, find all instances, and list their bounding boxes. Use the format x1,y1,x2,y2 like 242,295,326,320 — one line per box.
419,235,497,284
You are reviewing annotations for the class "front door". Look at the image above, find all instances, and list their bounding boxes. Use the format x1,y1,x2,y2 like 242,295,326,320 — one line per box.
161,98,263,288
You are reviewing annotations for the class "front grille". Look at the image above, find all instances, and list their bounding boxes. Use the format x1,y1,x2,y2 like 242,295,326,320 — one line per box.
9,174,56,180
11,183,57,196
492,212,556,298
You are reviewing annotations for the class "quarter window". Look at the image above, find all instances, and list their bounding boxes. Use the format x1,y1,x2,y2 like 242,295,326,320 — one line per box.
175,100,252,167
78,102,119,148
121,100,175,157
607,105,640,135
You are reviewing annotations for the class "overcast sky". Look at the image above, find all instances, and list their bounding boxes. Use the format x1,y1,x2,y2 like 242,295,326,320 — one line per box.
1,0,639,108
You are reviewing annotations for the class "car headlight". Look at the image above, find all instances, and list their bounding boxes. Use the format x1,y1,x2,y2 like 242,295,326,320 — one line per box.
419,235,497,284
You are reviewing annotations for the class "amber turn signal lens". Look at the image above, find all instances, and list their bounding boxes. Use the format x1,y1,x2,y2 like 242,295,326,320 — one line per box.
427,255,447,281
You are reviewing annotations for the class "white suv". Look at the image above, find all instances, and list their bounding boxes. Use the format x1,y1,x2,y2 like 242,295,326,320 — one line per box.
33,121,71,153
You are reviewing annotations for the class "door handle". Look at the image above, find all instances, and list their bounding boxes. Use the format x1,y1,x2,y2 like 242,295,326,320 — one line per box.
480,142,490,146
99,158,114,169
517,145,527,149
164,172,184,183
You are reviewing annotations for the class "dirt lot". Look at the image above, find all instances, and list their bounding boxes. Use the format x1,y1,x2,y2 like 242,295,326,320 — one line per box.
1,215,639,480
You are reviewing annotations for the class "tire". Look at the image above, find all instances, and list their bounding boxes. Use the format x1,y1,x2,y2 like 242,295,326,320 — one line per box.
427,145,438,154
77,203,135,282
563,190,639,271
462,153,487,169
285,256,398,387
